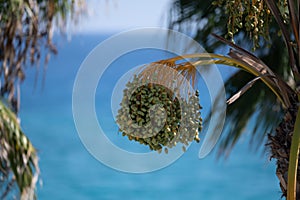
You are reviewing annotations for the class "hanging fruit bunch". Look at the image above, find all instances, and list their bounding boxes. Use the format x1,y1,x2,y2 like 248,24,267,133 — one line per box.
116,63,202,153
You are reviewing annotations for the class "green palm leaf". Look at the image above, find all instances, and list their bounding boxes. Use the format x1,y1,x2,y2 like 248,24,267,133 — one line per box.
0,100,39,199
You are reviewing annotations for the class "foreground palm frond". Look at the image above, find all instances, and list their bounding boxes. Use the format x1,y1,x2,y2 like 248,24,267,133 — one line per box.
0,101,39,200
0,1,87,198
0,0,86,113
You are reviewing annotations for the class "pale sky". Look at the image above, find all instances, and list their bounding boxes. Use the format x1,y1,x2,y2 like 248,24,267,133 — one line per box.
73,0,172,33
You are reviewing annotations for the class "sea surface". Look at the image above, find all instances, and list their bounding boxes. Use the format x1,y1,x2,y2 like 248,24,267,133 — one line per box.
19,33,280,200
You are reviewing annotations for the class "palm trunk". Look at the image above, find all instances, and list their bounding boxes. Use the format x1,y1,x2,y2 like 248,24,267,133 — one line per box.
268,95,300,199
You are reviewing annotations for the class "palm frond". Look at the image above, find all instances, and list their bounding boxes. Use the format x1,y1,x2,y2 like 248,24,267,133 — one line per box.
265,0,299,78
227,75,272,105
0,0,86,112
219,71,283,154
0,101,39,199
287,0,299,47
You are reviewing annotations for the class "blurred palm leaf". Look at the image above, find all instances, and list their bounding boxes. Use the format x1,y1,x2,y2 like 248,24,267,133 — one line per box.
0,0,86,113
0,1,86,199
0,100,39,200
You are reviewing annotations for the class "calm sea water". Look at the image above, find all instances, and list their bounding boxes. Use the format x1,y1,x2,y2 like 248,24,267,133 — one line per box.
19,34,280,200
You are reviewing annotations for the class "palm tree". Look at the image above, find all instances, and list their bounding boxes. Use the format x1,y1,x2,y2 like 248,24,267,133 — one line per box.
165,0,299,199
0,1,85,199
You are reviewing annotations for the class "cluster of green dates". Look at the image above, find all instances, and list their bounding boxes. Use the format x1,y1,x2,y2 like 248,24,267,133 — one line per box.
212,0,277,49
116,76,202,154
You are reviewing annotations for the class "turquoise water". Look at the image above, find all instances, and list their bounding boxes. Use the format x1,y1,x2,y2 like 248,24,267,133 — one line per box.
19,34,280,199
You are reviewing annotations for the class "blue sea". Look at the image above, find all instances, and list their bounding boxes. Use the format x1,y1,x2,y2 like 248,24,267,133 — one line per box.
19,33,280,200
